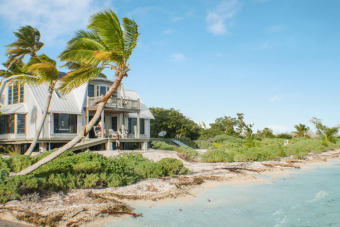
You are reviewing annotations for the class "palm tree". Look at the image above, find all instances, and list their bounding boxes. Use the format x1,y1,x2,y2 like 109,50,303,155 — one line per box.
23,55,59,155
5,25,44,68
1,26,59,156
0,26,43,105
292,124,309,138
11,9,139,176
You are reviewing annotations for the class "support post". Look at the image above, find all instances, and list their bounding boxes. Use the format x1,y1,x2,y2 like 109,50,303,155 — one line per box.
137,111,140,139
142,142,148,151
39,143,46,153
101,110,105,138
106,139,112,151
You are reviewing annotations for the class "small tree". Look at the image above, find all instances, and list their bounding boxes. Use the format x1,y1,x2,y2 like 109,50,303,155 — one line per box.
310,117,339,143
292,124,309,138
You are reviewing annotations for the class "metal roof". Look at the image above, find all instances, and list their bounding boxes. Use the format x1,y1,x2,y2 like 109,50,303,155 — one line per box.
0,103,28,114
29,84,81,114
124,90,155,120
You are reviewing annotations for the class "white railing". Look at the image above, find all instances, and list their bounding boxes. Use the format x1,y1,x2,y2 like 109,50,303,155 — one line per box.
87,96,140,110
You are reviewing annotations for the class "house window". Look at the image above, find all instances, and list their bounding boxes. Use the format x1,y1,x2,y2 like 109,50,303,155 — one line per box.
96,85,109,97
17,114,26,134
8,85,24,105
0,115,15,134
128,118,145,134
88,84,95,97
54,114,77,133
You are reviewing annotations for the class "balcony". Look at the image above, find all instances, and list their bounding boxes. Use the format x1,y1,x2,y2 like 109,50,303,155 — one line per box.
86,96,140,112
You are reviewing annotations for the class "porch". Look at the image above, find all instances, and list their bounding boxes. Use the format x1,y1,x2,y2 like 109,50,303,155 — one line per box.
85,96,144,140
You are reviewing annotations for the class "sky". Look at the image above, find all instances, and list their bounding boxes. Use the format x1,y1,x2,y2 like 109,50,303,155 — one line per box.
0,0,339,133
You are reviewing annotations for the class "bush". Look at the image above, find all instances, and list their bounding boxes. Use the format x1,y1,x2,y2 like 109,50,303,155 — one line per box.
200,149,234,163
213,135,243,143
176,146,198,161
0,158,19,203
177,137,197,148
6,155,33,173
157,158,187,176
276,133,293,139
195,140,214,149
151,141,177,151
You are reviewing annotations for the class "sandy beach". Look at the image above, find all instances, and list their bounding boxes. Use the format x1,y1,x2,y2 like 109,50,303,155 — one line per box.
1,149,340,226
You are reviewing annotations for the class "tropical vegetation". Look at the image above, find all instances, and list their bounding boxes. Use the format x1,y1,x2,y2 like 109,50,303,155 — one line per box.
0,151,188,203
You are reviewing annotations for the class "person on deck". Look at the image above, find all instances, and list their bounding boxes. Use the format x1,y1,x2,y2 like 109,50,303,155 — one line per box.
114,134,120,151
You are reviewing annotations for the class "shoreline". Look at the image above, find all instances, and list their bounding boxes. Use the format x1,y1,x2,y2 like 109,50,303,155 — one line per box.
1,149,340,226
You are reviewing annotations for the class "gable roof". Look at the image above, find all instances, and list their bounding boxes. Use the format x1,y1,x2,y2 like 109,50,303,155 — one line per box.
125,90,155,120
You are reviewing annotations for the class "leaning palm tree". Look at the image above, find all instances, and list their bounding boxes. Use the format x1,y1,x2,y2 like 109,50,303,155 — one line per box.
0,26,43,103
292,124,309,138
11,9,139,176
23,55,59,155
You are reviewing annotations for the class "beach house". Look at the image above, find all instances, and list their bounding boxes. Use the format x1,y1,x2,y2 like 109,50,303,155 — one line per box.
0,77,154,153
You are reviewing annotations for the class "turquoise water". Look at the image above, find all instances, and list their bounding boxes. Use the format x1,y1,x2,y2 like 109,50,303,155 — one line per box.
108,161,340,227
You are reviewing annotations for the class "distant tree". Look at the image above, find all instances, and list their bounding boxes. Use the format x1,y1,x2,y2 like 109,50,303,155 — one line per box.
255,127,275,139
310,117,339,143
292,124,309,138
276,133,293,139
150,107,201,140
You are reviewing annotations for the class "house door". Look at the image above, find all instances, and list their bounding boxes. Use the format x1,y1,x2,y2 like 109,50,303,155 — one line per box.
112,117,118,132
89,115,101,138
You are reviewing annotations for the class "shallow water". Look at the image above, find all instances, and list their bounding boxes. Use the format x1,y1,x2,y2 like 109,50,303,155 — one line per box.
108,160,340,227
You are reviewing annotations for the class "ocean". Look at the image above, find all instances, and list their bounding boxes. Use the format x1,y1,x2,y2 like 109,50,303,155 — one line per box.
108,160,340,227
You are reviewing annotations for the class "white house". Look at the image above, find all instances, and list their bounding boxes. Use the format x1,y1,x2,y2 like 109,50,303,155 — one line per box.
0,77,154,152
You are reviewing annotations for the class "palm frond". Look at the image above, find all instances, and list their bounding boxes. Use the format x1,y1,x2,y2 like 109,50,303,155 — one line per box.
122,18,139,60
88,9,124,56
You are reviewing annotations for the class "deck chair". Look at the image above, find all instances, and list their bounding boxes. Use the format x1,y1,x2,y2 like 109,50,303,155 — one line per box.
93,126,102,138
108,129,117,138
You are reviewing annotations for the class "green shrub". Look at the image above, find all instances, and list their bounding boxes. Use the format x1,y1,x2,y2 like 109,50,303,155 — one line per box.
0,158,19,203
177,137,197,148
157,158,186,176
276,133,293,139
200,149,234,163
6,155,33,173
213,135,243,143
176,146,198,161
195,140,214,149
151,141,177,150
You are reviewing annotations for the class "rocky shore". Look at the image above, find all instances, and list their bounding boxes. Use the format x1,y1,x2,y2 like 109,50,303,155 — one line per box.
1,149,339,226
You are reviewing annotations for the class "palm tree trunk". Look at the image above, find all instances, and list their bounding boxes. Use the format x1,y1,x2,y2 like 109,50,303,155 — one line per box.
24,82,55,156
11,73,125,176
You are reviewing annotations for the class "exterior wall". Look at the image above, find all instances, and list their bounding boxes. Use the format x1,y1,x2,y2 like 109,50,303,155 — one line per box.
0,84,38,141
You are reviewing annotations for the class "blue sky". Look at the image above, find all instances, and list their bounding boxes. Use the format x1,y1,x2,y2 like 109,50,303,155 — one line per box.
0,0,339,133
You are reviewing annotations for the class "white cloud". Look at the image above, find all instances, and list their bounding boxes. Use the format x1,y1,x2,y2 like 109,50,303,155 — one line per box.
172,17,184,22
269,95,281,102
266,25,284,33
163,29,174,35
170,53,186,62
0,0,112,46
206,0,241,35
